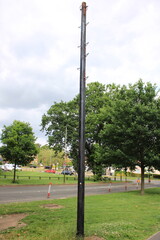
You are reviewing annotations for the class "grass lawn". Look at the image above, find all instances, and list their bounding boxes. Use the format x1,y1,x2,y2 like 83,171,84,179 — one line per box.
1,169,154,186
0,188,160,240
0,171,112,185
0,171,93,185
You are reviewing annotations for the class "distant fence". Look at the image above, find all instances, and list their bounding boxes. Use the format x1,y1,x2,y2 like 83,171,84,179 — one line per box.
0,175,94,181
1,174,138,182
0,175,124,182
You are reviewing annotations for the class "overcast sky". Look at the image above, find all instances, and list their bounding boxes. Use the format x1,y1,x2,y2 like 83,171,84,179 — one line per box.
0,0,160,145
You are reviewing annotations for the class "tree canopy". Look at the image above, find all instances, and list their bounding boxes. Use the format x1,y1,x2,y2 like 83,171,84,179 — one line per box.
100,80,160,194
41,80,160,194
37,145,64,169
41,82,107,173
0,120,38,182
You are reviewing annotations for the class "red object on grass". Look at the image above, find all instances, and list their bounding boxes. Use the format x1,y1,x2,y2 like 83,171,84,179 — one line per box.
45,169,56,173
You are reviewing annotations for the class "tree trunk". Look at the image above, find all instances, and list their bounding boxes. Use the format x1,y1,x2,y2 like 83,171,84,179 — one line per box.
141,163,145,195
13,161,17,183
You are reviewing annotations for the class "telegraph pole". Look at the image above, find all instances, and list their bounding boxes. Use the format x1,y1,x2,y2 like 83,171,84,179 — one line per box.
77,2,87,237
63,126,67,183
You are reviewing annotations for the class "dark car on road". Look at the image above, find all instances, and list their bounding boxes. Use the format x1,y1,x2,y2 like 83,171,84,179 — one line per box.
61,170,74,175
29,165,37,168
44,166,51,169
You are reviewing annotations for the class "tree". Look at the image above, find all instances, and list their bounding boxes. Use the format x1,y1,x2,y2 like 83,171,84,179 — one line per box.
41,82,107,176
85,82,118,177
41,99,79,168
37,145,64,168
41,80,160,189
0,120,38,182
100,80,160,194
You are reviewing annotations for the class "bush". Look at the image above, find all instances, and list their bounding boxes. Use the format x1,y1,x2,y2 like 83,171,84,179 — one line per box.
0,169,3,175
153,174,160,179
102,176,111,182
93,174,102,181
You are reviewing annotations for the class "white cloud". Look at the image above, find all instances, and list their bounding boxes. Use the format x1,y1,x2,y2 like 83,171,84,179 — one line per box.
87,0,160,86
0,104,48,145
0,0,160,144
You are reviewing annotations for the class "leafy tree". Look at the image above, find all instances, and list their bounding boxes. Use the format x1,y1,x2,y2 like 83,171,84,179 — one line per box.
38,145,64,169
0,120,38,182
100,80,160,194
41,99,79,169
41,80,160,189
85,82,120,177
41,82,107,177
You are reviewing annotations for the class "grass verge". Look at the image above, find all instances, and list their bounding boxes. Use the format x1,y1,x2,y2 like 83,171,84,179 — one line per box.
0,188,160,240
0,171,94,185
0,171,114,185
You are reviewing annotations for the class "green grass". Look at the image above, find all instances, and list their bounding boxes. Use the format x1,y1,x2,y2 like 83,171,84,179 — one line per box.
0,171,114,185
0,171,96,185
0,188,160,240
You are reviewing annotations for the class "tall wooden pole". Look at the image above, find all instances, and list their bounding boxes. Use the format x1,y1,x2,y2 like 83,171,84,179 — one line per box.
77,2,87,237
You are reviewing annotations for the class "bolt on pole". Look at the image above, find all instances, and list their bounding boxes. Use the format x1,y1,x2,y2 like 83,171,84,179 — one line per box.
77,2,87,238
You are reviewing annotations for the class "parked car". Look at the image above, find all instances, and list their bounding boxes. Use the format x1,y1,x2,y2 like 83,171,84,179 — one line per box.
45,169,56,173
61,170,74,175
29,164,37,168
2,164,13,171
44,166,51,169
15,165,22,171
0,165,5,170
0,164,22,171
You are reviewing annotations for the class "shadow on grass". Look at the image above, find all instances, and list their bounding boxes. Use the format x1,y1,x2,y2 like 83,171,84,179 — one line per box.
145,188,160,195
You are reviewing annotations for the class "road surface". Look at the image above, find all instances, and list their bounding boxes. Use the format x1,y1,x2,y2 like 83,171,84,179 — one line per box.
0,181,159,204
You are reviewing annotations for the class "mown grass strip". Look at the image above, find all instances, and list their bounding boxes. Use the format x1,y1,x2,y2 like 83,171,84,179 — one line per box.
0,188,160,240
0,172,95,185
0,171,112,185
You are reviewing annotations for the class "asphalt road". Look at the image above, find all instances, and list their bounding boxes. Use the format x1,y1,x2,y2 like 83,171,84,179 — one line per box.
0,181,159,204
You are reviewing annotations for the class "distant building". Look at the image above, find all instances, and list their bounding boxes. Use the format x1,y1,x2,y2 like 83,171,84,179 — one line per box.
105,166,160,176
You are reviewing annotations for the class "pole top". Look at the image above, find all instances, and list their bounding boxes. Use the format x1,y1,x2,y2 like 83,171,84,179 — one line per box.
82,2,87,15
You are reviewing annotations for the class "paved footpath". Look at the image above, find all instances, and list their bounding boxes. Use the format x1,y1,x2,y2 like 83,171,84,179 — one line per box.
147,232,160,240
